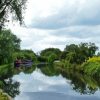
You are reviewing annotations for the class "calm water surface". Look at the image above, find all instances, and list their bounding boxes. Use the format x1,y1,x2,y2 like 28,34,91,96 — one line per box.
11,67,100,100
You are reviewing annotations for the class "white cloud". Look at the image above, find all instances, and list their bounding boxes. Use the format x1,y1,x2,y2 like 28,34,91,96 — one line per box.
25,0,66,25
13,69,68,93
8,0,100,52
26,0,100,29
9,24,100,52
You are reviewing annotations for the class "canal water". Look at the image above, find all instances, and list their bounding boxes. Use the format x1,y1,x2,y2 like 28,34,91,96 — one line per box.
10,65,100,100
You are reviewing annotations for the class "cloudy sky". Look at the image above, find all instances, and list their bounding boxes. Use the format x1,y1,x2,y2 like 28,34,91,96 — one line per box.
9,0,100,52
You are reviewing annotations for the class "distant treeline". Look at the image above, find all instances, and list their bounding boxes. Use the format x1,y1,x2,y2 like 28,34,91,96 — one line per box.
1,29,100,77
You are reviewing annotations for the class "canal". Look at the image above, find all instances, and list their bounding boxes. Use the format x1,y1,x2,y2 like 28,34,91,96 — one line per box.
9,64,100,100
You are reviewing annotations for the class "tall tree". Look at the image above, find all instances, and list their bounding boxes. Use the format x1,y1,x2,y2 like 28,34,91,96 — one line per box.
0,29,21,64
0,0,27,29
63,43,98,64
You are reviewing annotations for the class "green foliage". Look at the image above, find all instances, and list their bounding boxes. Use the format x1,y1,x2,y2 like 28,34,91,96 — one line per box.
0,64,13,79
39,65,60,76
40,48,61,60
48,53,57,63
82,57,100,77
54,61,65,68
2,79,20,98
87,56,100,62
37,56,48,62
0,0,27,28
0,30,21,64
54,60,71,71
13,49,37,61
61,43,98,64
23,65,36,74
0,90,11,100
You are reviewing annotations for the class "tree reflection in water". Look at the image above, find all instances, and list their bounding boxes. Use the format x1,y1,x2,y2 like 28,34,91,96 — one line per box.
37,64,100,95
0,64,20,98
58,70,100,95
1,64,100,99
0,78,20,98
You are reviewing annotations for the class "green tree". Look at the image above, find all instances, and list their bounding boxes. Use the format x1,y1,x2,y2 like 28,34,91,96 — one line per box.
63,43,98,64
63,44,80,64
88,43,98,57
0,0,27,29
79,43,98,60
0,29,21,64
40,48,61,60
48,53,57,63
13,49,37,61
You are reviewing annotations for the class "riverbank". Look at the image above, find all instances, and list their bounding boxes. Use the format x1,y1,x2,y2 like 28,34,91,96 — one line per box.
54,56,100,77
0,64,13,79
0,89,12,100
81,57,100,77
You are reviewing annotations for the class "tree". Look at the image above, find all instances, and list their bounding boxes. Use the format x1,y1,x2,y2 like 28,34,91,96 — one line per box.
88,43,98,57
79,42,98,58
63,43,98,64
64,44,79,53
0,0,27,29
40,48,61,60
13,49,37,61
63,44,80,64
0,29,21,64
48,53,57,63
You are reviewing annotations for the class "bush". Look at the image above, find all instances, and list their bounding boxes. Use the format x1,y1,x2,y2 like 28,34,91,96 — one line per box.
0,90,11,100
87,56,100,62
82,57,100,77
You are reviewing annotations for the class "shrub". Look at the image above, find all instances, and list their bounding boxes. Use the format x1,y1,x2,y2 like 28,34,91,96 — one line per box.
82,57,100,77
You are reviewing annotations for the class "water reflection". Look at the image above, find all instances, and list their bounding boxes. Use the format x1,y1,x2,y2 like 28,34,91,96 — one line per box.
15,92,100,100
13,69,67,93
60,70,100,94
1,64,100,99
37,64,100,95
1,78,20,98
0,64,20,98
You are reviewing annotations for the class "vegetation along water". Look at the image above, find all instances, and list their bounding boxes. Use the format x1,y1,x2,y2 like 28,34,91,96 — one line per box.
0,1,100,99
0,29,100,100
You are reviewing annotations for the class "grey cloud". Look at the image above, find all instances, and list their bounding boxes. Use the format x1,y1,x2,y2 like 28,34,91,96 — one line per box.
51,25,100,38
29,0,100,29
11,25,100,52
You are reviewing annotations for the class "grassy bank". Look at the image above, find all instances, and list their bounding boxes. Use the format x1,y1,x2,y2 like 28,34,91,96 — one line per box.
0,64,13,79
0,90,11,100
54,60,81,72
54,57,100,77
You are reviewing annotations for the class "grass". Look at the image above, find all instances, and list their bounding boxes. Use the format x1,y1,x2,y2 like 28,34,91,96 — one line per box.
0,90,11,100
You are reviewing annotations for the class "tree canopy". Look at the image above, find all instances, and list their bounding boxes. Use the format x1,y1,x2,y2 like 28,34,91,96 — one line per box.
40,48,62,60
0,0,27,29
0,29,21,64
61,43,98,64
13,49,37,61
